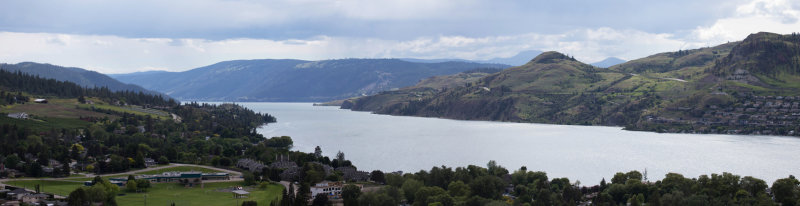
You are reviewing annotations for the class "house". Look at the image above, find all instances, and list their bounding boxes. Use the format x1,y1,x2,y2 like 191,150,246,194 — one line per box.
143,158,156,168
0,201,20,206
279,167,302,181
236,158,266,173
48,159,62,168
269,155,298,169
42,166,54,174
21,193,49,205
310,181,344,200
41,200,68,206
6,113,28,119
1,169,22,178
335,166,370,182
33,99,47,104
310,181,362,200
6,188,30,200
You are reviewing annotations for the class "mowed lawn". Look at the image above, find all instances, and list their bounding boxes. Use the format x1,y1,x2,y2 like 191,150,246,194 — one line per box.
5,180,284,206
4,180,85,196
116,181,283,206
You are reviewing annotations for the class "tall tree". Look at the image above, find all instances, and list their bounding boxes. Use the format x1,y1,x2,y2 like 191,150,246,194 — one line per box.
342,184,362,206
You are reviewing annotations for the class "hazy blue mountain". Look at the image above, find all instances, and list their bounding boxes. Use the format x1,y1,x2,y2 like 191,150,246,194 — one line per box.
481,50,543,66
107,70,170,78
400,50,543,66
111,59,508,102
398,58,471,64
0,62,160,94
591,57,627,68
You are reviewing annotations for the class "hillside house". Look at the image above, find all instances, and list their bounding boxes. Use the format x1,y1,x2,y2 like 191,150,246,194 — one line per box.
335,166,370,182
6,113,28,119
310,181,363,200
21,194,49,205
143,158,156,167
6,188,30,200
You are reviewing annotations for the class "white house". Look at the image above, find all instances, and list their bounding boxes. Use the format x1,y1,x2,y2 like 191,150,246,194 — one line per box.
7,112,29,119
310,181,362,200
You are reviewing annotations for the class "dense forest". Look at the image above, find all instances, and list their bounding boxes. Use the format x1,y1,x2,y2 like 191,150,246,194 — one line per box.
0,69,177,107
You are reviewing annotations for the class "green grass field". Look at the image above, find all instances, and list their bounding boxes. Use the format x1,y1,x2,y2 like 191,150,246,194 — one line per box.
5,179,283,206
116,181,283,206
4,180,85,196
76,103,170,120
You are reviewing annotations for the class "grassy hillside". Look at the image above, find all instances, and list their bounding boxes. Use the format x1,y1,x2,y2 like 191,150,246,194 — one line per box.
345,32,800,136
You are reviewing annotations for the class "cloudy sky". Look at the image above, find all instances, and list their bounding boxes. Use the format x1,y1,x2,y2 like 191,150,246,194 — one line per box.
0,0,798,73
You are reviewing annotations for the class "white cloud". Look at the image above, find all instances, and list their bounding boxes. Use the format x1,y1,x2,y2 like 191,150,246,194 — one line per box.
691,0,800,44
1,0,797,73
46,34,72,46
0,29,687,73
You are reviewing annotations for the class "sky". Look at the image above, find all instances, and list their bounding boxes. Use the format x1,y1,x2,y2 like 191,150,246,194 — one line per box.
0,0,799,74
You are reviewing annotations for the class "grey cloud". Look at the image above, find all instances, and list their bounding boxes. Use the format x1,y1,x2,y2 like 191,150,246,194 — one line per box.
0,0,748,40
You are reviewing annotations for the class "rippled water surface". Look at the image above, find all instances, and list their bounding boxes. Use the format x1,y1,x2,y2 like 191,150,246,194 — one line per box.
239,102,800,184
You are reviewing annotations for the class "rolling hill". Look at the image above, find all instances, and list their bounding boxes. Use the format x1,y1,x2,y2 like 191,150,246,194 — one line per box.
0,62,160,95
111,59,509,102
343,32,800,136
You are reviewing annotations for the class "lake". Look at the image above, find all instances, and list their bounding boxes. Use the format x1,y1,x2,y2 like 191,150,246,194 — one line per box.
239,102,799,184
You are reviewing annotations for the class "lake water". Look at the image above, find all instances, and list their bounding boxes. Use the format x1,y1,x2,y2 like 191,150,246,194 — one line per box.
239,102,799,184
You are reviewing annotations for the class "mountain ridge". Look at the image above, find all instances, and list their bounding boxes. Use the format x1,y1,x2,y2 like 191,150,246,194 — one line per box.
112,58,510,102
0,62,163,95
342,32,800,136
590,57,626,68
400,50,543,66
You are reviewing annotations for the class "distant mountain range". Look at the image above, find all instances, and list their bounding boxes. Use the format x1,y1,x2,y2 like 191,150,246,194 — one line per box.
590,57,627,68
341,32,800,136
111,59,509,102
107,70,170,78
0,62,160,95
402,50,627,68
401,50,543,66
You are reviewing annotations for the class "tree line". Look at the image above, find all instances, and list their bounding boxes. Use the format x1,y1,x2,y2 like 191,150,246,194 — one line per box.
0,69,177,107
345,163,799,206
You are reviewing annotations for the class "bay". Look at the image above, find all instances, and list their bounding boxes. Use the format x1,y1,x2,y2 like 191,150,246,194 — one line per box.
238,102,799,184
